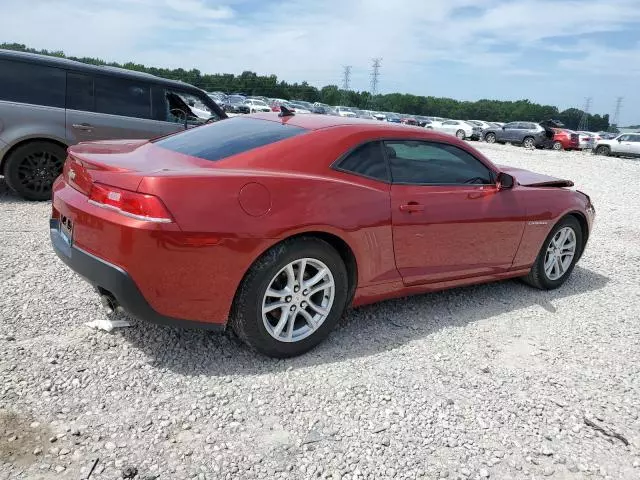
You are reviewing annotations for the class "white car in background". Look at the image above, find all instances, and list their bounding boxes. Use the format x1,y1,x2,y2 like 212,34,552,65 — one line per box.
243,99,271,113
428,119,477,140
593,133,640,158
335,106,357,117
468,120,493,130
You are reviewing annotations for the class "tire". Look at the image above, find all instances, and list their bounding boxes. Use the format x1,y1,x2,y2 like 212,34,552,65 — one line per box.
230,237,349,358
3,141,67,201
596,145,610,156
456,129,466,140
485,132,496,143
552,141,563,151
522,216,583,290
522,137,535,149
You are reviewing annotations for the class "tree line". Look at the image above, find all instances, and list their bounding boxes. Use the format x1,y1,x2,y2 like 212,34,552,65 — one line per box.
2,43,612,131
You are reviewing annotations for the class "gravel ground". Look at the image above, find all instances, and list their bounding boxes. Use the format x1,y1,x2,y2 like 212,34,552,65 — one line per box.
1,143,640,480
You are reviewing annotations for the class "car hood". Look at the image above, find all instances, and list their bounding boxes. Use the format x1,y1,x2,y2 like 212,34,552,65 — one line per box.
498,165,574,188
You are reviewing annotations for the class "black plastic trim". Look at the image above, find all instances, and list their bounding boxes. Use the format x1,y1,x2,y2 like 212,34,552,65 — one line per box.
50,219,225,332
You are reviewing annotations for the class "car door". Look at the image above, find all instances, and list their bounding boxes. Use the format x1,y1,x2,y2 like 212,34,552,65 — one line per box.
628,134,640,156
387,140,526,285
441,120,458,135
615,134,635,155
497,122,517,142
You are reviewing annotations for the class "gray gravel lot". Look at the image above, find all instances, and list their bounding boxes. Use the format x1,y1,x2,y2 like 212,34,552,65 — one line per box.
1,143,640,479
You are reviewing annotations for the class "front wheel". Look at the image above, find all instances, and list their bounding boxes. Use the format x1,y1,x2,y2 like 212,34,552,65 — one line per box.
596,145,610,156
522,216,582,290
231,238,349,358
485,132,496,143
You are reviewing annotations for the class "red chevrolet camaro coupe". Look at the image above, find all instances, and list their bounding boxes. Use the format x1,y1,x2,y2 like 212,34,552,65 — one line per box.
50,113,595,357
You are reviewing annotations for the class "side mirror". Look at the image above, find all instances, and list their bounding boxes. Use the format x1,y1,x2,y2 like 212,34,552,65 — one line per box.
617,138,622,142
497,172,514,190
502,126,506,130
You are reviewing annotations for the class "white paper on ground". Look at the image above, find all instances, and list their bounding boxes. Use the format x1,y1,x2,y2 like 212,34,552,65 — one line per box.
84,318,132,332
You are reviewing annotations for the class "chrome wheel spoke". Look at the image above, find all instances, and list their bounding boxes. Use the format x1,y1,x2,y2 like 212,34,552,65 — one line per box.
262,257,335,343
544,226,577,281
273,308,291,337
304,268,328,289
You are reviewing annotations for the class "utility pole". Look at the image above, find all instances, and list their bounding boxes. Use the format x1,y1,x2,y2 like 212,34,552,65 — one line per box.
610,97,623,132
369,58,382,109
577,97,592,131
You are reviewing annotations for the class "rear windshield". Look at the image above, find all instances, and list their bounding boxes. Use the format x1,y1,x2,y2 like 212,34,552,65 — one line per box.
153,117,306,161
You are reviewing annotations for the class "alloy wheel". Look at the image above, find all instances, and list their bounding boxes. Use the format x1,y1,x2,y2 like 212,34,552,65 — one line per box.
456,130,465,140
262,258,335,343
523,138,535,148
16,150,64,196
553,141,563,151
485,133,496,143
543,227,577,281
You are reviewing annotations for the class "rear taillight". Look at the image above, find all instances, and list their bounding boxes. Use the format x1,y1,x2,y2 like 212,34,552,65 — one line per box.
88,183,173,223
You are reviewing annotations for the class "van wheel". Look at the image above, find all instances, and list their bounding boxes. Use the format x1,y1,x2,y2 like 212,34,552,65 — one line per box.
4,141,67,201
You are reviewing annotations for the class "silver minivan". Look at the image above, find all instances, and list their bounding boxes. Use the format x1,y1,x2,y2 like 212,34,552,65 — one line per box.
0,49,227,200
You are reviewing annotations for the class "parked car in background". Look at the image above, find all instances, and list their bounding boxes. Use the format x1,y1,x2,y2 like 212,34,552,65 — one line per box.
208,91,227,105
50,114,594,357
243,98,272,113
468,120,493,130
269,99,293,112
385,113,402,123
414,116,432,127
593,133,640,158
311,105,334,115
550,129,580,151
596,131,618,140
292,100,314,111
430,120,478,140
0,49,225,200
400,115,418,126
335,106,357,117
223,95,250,114
288,102,312,114
354,109,376,120
483,122,551,148
577,131,599,150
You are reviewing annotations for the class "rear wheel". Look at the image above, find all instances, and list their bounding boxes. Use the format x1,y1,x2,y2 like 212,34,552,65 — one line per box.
485,133,496,143
4,141,67,201
522,216,582,290
523,137,535,149
552,141,563,151
231,238,349,358
596,145,610,156
456,129,466,140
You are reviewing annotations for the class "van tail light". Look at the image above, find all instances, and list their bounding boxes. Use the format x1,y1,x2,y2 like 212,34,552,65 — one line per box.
88,183,173,223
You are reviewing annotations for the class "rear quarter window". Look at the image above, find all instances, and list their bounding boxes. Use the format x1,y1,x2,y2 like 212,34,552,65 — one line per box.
153,117,306,161
0,58,65,108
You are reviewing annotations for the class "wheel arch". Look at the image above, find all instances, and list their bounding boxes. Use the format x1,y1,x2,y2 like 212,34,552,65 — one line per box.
0,137,69,173
566,211,589,260
237,230,359,309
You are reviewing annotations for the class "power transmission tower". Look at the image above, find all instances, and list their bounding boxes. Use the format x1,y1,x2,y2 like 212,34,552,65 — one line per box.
577,97,592,131
341,65,352,105
341,65,352,91
610,97,623,132
369,58,382,109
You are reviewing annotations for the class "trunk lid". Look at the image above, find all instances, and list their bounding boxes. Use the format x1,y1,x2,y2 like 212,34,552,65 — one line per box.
64,139,208,194
498,165,574,188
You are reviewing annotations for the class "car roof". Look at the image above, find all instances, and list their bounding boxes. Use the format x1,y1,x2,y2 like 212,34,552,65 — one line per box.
0,49,206,94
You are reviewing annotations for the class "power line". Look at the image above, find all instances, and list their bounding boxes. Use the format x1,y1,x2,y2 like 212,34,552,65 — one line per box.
610,97,623,132
577,97,592,131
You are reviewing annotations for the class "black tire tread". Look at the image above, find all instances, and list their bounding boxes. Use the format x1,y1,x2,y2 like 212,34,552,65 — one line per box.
230,237,348,358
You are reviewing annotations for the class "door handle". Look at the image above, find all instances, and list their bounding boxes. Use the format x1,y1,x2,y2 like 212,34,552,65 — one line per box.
399,202,424,213
72,123,93,131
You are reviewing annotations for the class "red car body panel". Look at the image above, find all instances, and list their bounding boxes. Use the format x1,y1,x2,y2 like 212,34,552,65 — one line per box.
553,129,580,150
51,115,594,328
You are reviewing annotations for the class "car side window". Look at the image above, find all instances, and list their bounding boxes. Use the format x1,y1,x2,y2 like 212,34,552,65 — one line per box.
385,140,493,185
336,141,389,182
0,59,65,108
66,72,94,112
94,76,151,119
618,135,630,141
504,122,518,129
629,135,640,142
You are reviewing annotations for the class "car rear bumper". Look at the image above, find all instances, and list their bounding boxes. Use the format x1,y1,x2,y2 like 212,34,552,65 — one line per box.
50,219,225,332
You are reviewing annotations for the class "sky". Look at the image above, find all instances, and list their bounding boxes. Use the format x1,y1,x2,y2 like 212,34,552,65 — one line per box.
2,0,640,125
